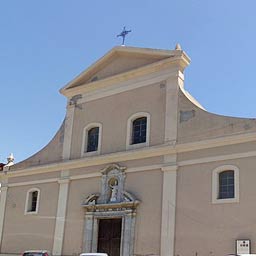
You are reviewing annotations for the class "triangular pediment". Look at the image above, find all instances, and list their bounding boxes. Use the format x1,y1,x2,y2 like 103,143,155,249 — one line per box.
60,46,180,94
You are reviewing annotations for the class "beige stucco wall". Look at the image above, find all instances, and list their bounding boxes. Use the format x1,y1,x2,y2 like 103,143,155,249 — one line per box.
10,122,64,171
70,83,166,159
175,156,256,256
70,49,170,88
126,170,162,256
62,177,100,255
178,88,256,144
119,156,163,169
178,141,256,162
69,157,162,177
89,54,167,82
1,183,59,254
8,171,60,184
62,169,162,256
2,157,162,188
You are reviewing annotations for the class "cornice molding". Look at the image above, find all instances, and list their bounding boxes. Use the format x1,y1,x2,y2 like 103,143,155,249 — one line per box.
77,69,183,104
5,143,172,178
3,131,256,179
5,149,256,187
161,165,178,172
60,46,190,96
58,178,70,184
7,164,163,187
61,54,189,98
177,131,256,153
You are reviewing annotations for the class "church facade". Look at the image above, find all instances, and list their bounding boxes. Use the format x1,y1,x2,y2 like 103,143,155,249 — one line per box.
1,45,256,256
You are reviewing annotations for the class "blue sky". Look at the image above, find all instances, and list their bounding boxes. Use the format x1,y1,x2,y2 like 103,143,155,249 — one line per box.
1,0,256,163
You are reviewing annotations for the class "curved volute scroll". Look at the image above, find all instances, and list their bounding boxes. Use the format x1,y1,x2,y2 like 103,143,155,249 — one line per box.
83,193,100,205
82,163,140,211
123,191,137,202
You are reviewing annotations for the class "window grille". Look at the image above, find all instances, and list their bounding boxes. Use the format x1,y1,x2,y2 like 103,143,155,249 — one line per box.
132,117,147,144
87,127,99,152
218,170,234,199
31,191,38,212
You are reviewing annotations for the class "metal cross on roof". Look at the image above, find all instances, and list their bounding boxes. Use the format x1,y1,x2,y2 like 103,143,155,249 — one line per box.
117,26,131,46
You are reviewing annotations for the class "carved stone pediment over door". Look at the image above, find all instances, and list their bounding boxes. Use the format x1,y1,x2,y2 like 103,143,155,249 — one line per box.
82,164,140,256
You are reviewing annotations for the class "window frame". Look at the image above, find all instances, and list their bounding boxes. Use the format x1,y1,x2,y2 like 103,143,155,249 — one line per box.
212,165,239,204
24,188,40,215
86,126,100,153
126,112,150,150
81,122,102,157
218,170,235,199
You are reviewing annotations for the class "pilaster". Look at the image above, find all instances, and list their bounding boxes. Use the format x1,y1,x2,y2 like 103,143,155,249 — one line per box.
164,71,184,143
62,102,75,160
0,180,8,251
83,212,94,252
161,71,182,256
161,164,177,256
122,210,136,256
52,171,70,256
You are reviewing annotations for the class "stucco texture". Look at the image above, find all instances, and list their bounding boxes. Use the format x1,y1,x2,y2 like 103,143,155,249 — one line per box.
62,177,100,256
178,88,256,144
88,54,167,83
10,122,65,171
62,169,162,256
65,46,171,90
1,183,59,254
175,157,256,255
70,83,166,159
8,171,60,184
126,170,162,256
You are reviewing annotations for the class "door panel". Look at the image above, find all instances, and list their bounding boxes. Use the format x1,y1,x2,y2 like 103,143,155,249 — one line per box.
97,218,122,256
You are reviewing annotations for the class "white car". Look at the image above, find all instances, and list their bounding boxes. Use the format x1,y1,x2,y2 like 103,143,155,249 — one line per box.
22,251,51,256
80,254,108,256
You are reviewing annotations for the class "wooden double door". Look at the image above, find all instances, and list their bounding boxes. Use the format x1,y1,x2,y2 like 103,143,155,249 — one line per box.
97,218,122,256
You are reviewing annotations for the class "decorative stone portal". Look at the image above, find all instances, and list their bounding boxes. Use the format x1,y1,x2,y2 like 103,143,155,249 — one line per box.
82,164,140,256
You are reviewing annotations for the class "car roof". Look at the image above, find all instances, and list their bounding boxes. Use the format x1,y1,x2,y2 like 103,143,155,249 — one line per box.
80,254,108,256
23,251,49,253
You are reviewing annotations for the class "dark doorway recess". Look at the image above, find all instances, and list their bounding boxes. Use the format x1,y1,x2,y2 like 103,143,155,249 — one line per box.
97,218,122,256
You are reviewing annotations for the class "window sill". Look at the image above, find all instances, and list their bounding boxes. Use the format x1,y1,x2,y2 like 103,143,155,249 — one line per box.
126,141,149,150
82,150,100,157
24,211,38,215
212,197,239,204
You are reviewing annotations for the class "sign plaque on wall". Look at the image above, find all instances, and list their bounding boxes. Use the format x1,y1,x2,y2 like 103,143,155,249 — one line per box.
236,239,250,255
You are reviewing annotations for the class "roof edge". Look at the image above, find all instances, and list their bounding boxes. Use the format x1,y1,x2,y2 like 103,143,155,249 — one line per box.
60,46,191,96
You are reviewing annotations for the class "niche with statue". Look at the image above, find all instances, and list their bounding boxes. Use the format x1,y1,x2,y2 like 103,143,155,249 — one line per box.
82,163,139,208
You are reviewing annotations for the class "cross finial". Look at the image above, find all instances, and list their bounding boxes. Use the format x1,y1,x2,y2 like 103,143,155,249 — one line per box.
117,26,131,46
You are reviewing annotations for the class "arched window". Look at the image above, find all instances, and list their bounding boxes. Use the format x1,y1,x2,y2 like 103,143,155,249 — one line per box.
25,188,40,214
126,112,150,150
81,123,102,156
87,127,99,152
212,165,239,204
132,117,147,144
218,170,234,199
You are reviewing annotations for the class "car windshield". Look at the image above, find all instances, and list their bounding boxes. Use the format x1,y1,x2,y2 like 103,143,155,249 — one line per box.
23,253,44,256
